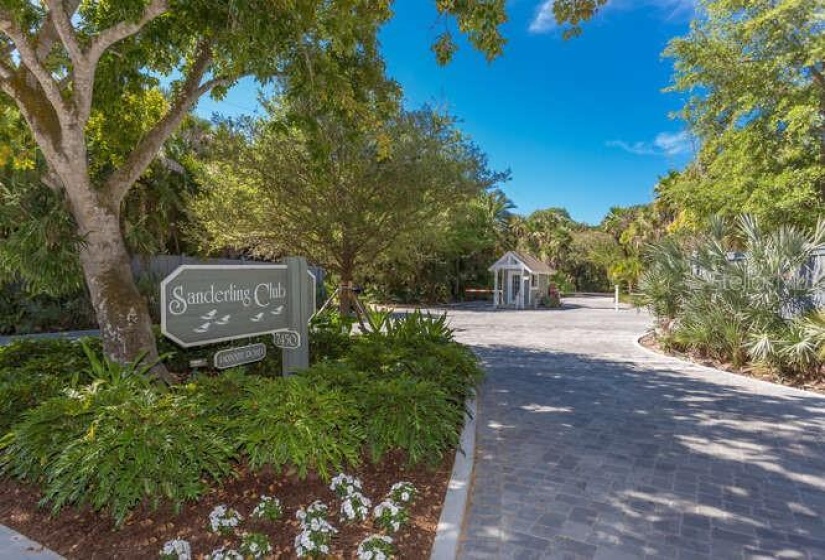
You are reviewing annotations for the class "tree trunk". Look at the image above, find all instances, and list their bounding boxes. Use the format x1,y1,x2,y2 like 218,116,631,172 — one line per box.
77,209,172,381
63,166,172,383
339,264,354,318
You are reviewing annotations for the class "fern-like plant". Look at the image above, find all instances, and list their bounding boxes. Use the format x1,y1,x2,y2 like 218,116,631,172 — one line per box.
237,377,363,479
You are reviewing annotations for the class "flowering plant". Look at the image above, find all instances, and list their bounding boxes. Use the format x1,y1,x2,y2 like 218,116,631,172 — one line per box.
340,491,372,523
294,520,337,558
207,546,243,560
251,494,283,521
240,532,272,559
295,500,337,557
160,538,191,560
296,500,330,528
373,500,408,533
356,534,394,560
387,482,416,505
329,473,363,498
208,504,243,534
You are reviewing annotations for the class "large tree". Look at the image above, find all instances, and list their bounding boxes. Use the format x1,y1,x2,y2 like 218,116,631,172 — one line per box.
190,102,502,310
0,0,514,374
662,0,824,228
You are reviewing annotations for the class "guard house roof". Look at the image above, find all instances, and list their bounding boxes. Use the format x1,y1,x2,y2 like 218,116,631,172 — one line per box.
489,251,554,275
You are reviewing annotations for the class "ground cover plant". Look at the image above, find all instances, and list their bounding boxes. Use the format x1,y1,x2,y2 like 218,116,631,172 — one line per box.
640,215,825,385
0,309,481,557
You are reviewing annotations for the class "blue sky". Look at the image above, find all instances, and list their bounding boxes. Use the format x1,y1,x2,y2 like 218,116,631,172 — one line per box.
197,0,697,225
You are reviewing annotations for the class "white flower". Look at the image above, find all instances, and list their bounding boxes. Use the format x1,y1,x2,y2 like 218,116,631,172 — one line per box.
296,500,330,530
340,491,372,523
357,534,395,560
160,538,191,560
388,482,416,505
251,495,283,521
373,500,407,534
208,547,243,560
239,532,272,559
330,473,363,497
208,504,243,534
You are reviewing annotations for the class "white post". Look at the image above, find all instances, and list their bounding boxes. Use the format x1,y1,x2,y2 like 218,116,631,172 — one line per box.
614,284,619,312
493,268,499,309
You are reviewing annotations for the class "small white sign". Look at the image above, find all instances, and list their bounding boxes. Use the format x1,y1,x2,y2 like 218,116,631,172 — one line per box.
214,343,267,369
272,330,301,349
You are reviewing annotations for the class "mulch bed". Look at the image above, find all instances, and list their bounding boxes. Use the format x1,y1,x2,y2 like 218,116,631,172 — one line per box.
639,332,825,394
0,450,454,559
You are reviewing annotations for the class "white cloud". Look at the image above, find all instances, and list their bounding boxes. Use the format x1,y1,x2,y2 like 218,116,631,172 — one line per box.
654,130,692,156
528,0,696,34
529,1,557,34
607,131,693,157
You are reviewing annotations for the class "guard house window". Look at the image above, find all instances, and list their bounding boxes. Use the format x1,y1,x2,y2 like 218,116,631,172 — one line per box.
531,274,537,288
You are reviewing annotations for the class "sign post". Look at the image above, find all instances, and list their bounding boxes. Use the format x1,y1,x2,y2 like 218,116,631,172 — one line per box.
282,256,310,375
160,258,314,374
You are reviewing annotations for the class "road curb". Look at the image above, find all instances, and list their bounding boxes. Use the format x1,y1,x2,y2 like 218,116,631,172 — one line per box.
0,525,64,559
632,332,825,400
429,397,478,560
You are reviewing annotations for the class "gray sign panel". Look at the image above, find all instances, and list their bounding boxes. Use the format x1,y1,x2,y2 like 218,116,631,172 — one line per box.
161,265,294,347
214,343,267,369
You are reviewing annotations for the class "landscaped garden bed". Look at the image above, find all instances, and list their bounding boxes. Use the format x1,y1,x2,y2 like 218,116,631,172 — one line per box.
638,215,825,395
0,452,452,559
0,311,479,559
638,331,825,394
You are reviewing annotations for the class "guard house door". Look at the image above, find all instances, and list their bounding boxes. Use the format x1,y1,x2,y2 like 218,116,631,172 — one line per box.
508,271,522,307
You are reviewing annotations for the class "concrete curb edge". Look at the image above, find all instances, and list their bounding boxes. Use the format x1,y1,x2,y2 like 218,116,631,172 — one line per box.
0,525,64,559
429,397,478,560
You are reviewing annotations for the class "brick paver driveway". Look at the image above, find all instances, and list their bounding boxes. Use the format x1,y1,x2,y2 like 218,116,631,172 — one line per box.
449,297,825,560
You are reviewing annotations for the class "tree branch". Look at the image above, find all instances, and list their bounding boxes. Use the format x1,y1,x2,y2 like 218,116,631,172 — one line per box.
0,10,71,127
43,0,83,65
0,79,64,173
104,41,218,208
34,0,82,61
87,0,169,67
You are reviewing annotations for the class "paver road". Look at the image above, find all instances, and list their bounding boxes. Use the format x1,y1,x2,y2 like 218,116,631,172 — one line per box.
450,297,825,560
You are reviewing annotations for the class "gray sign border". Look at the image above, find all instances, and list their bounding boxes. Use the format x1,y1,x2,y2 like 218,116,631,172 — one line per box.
160,264,315,348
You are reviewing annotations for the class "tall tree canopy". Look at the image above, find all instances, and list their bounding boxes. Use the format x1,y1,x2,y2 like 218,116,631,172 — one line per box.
661,0,825,227
190,101,505,307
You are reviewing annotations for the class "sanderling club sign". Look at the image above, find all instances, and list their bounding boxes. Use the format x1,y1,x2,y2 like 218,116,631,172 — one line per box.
160,257,314,372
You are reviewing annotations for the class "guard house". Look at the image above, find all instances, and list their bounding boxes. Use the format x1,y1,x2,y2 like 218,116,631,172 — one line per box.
489,251,554,309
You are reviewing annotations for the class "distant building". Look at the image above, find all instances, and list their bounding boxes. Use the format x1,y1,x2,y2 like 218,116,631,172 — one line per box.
489,251,554,309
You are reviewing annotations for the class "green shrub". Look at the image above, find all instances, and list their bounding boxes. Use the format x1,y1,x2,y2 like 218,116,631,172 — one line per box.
237,377,363,480
298,361,373,393
0,338,97,433
309,310,354,362
343,336,407,376
346,337,483,406
1,378,234,526
0,337,97,374
361,376,464,465
0,382,105,482
414,341,484,405
642,215,825,376
45,389,233,525
380,310,453,344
